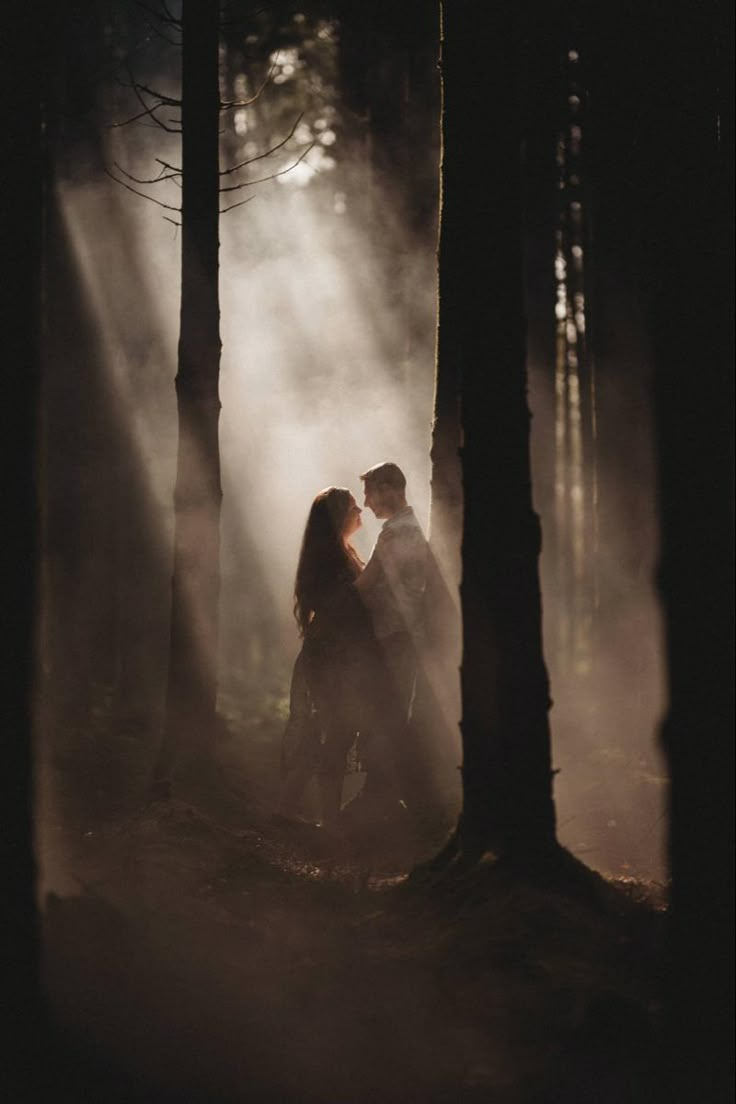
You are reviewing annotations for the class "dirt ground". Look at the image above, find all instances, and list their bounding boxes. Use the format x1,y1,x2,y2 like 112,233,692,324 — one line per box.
34,705,667,1104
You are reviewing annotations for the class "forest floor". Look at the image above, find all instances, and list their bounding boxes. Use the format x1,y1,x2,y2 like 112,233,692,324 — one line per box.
35,700,668,1104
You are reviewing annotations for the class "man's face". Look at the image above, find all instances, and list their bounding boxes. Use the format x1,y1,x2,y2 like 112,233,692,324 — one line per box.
362,481,386,519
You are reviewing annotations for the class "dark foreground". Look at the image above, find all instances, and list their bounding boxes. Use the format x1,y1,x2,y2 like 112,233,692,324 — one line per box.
27,714,666,1104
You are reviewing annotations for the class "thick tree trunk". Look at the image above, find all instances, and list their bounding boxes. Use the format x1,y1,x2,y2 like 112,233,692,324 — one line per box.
155,0,222,783
1,4,47,1094
633,2,734,1098
439,0,556,858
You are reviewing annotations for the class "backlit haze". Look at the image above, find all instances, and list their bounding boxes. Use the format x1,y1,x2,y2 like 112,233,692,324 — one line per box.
38,5,666,893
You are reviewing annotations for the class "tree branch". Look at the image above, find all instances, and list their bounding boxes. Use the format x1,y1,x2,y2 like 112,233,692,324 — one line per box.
156,157,182,175
219,112,302,177
140,16,182,48
133,0,181,28
219,196,256,215
220,54,279,110
107,102,170,130
159,0,183,28
129,66,182,133
218,7,267,29
82,26,175,89
112,160,181,185
108,64,181,132
139,120,182,133
218,143,315,193
116,75,181,107
104,166,182,213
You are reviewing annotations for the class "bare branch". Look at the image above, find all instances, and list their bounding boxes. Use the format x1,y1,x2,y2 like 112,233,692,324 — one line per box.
218,143,315,194
107,102,170,130
143,109,181,133
219,7,268,30
220,54,279,111
83,25,176,89
116,75,181,107
139,120,182,133
134,0,181,28
220,113,303,177
155,157,182,175
104,166,182,213
140,16,182,48
163,216,181,230
133,0,164,21
159,0,182,27
122,64,182,133
112,160,181,185
220,196,256,215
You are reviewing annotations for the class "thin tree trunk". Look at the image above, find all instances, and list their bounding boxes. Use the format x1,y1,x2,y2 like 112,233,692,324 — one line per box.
439,0,556,859
155,0,222,783
427,2,462,592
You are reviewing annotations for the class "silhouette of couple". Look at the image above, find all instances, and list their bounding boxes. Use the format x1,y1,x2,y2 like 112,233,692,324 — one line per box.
278,461,430,833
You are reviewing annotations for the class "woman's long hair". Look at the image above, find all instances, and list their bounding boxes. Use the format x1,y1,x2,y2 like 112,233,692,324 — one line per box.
294,487,362,636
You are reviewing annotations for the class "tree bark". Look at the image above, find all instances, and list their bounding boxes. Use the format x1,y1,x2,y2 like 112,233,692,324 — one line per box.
439,0,556,859
1,3,48,1093
155,0,222,783
632,1,734,1097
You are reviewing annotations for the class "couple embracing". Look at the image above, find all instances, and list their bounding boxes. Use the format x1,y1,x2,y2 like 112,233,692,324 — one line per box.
278,461,430,832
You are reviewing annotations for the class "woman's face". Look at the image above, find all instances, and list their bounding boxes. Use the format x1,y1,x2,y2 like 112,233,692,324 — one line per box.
341,494,362,540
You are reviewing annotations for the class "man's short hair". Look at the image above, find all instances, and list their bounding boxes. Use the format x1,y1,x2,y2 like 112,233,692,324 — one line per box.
360,461,406,492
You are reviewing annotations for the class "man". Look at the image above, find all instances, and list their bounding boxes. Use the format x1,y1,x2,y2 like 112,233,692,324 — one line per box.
354,461,430,813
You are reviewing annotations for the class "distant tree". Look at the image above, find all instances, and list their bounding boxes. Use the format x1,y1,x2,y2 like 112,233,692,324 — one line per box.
335,0,440,386
101,1,312,787
434,0,557,862
145,0,223,786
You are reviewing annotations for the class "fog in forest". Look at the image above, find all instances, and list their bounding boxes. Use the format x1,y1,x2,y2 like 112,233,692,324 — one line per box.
37,3,667,908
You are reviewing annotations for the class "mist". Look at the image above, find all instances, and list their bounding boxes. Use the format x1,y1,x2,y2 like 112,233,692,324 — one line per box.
9,5,731,1102
217,174,437,680
37,2,667,906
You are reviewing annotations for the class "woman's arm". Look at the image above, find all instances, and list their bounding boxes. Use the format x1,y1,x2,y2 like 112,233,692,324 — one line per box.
354,528,395,592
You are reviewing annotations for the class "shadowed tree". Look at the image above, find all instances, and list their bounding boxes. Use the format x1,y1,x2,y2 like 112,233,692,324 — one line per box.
1,5,61,1097
335,0,440,372
153,0,223,787
625,2,733,1098
102,2,325,787
569,0,733,1093
433,0,557,863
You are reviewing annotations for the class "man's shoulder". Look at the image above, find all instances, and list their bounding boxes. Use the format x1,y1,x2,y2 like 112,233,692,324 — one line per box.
376,519,428,569
383,507,425,537
377,523,426,547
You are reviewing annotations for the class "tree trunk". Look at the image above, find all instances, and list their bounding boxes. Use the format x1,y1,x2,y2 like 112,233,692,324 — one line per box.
633,1,734,1097
439,0,556,859
426,0,462,591
155,0,222,783
1,2,48,1093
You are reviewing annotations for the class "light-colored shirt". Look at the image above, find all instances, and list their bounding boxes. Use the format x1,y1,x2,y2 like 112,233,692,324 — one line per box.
357,506,429,640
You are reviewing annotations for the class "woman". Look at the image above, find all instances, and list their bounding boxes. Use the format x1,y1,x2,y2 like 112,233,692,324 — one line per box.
278,486,379,827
